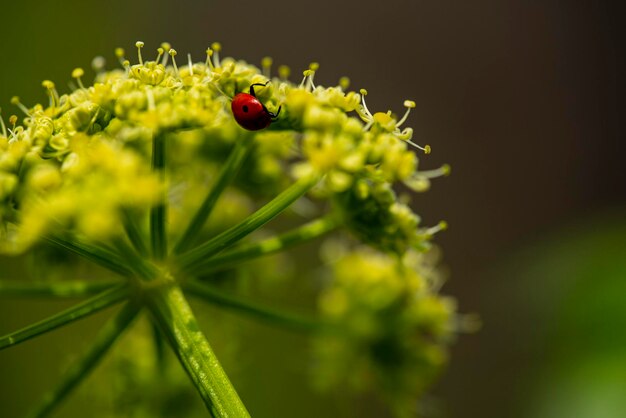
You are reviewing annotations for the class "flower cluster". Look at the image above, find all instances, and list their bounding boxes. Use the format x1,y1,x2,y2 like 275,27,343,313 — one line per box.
315,247,456,416
0,40,460,417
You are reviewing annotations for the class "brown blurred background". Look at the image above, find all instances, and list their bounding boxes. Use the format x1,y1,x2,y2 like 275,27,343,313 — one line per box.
1,1,625,417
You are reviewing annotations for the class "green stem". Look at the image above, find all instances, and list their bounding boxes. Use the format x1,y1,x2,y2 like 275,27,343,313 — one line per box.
177,174,321,272
146,284,249,418
0,284,130,350
44,235,133,277
151,131,167,260
174,138,253,255
190,215,338,276
26,302,141,418
184,280,328,333
0,279,121,298
122,209,149,258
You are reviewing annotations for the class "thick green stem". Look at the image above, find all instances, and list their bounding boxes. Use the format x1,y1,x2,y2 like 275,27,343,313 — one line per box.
0,284,130,350
151,131,167,260
190,215,338,276
26,302,141,418
184,280,328,333
0,279,121,298
177,174,321,272
146,284,249,418
174,138,253,255
44,235,133,277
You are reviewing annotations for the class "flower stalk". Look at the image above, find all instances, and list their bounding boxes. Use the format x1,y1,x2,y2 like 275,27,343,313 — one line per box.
190,215,339,276
122,209,149,257
0,284,130,350
184,280,330,332
26,302,141,418
0,279,121,298
177,174,321,272
151,131,167,260
44,235,134,277
174,137,254,255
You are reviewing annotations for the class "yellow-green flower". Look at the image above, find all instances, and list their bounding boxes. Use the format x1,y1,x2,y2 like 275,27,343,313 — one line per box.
0,40,462,418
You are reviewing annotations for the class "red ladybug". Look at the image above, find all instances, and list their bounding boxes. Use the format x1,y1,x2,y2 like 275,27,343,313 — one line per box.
231,82,281,131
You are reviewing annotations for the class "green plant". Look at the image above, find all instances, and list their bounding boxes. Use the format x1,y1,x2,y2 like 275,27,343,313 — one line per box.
0,41,459,417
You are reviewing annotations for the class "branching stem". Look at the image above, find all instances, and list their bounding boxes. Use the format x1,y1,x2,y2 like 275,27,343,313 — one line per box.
0,284,130,350
122,209,149,258
184,280,330,333
177,174,321,272
151,131,167,260
190,215,338,276
26,302,141,418
44,235,133,277
0,279,121,298
174,138,253,255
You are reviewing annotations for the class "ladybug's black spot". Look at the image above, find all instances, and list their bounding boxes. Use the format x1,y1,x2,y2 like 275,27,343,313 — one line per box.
242,105,248,113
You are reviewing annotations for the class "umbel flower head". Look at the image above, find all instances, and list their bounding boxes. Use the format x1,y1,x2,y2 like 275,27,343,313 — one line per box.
0,41,462,418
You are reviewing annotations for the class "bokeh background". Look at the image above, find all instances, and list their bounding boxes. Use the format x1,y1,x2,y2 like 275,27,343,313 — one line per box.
1,1,625,417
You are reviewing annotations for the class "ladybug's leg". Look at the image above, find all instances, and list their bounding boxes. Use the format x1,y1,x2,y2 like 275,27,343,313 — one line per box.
268,105,282,119
249,81,270,97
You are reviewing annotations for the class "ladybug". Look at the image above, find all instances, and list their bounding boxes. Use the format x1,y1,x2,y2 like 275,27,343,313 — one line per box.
231,82,281,131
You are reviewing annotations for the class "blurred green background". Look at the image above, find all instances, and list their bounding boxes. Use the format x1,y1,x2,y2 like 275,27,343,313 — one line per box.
1,0,625,417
